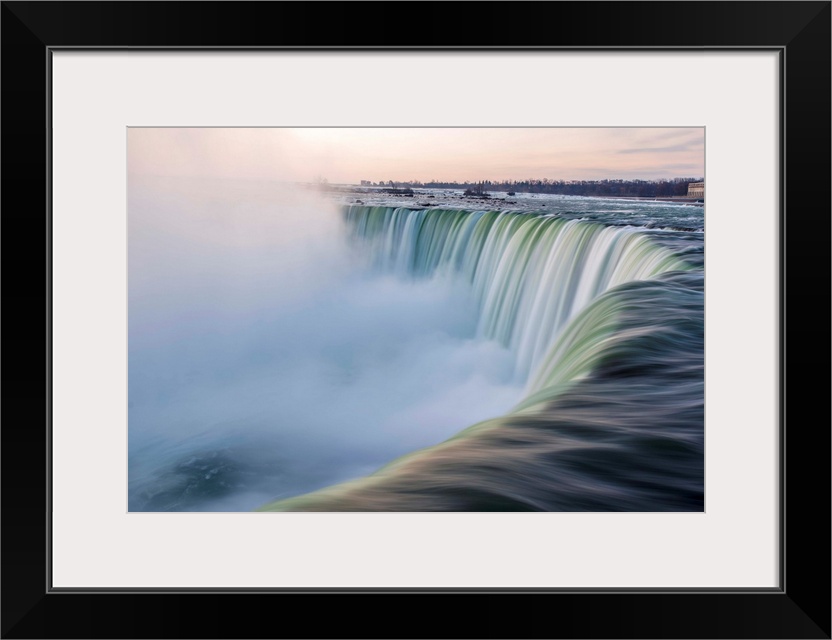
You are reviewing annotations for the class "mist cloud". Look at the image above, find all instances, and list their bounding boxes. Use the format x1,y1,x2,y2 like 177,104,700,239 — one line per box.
128,176,522,511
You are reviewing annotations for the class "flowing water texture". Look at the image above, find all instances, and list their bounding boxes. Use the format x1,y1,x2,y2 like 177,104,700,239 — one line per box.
129,182,703,512
258,203,704,511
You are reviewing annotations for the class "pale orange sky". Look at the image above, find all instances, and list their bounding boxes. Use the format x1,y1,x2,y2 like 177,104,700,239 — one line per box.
128,127,704,183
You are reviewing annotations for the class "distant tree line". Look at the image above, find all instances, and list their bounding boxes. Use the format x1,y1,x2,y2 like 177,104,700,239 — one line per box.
360,178,703,198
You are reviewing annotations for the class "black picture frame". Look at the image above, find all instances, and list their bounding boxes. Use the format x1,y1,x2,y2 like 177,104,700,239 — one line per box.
2,2,829,638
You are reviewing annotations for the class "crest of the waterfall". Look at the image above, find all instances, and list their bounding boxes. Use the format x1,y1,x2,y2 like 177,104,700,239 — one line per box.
344,205,692,386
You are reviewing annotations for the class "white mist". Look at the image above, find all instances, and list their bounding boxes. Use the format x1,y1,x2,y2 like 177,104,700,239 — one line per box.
128,177,522,511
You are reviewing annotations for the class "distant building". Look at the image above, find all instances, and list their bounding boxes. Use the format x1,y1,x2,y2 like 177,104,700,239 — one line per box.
687,181,704,198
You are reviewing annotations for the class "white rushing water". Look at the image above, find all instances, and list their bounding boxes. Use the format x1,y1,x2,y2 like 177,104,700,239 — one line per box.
344,205,690,386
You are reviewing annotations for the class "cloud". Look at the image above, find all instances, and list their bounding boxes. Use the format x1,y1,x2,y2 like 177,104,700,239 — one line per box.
617,142,700,155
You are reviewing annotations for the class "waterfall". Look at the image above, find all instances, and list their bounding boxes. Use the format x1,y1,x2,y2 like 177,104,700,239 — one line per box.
256,205,703,511
344,205,692,388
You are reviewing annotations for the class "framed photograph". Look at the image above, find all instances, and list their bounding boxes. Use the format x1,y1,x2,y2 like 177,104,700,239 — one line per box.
2,2,829,638
125,124,707,517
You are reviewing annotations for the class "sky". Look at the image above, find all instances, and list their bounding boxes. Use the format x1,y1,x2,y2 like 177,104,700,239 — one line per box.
128,127,704,184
